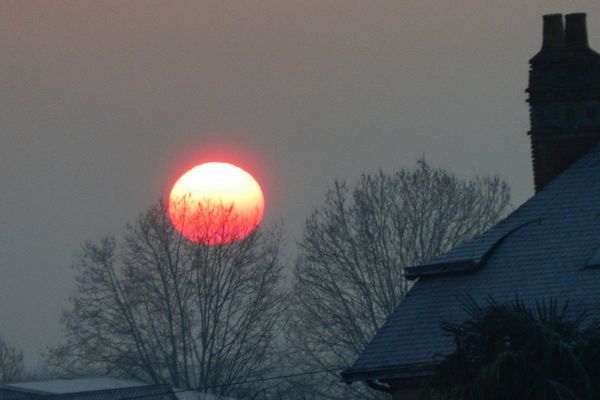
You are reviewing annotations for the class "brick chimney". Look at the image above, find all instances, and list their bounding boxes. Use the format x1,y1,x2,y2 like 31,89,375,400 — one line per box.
527,13,600,192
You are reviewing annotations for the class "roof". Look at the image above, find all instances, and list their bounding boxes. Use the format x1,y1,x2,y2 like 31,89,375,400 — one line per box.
0,379,235,400
342,143,600,383
3,379,148,394
0,378,174,400
174,390,235,400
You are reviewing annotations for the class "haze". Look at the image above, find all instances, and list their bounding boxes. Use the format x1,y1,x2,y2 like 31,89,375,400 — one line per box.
1,0,599,367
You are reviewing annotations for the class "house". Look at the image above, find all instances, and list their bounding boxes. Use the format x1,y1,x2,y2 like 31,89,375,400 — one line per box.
342,13,600,400
0,378,231,400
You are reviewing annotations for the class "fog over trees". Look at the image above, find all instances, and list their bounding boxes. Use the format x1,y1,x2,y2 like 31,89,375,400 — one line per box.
0,335,24,383
42,161,511,400
286,160,511,399
48,201,285,399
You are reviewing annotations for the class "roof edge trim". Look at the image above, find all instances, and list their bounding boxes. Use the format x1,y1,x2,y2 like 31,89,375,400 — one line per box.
404,260,477,280
404,219,542,280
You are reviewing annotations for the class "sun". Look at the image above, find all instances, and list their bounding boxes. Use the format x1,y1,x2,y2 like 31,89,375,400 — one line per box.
168,162,265,245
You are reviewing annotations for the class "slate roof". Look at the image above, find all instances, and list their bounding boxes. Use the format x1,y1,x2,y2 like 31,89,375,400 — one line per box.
342,143,600,383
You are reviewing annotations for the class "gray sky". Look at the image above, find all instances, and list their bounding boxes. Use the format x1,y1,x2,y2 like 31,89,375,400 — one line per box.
2,0,600,368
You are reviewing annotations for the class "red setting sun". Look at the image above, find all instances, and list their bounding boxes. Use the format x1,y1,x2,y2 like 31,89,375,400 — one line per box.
168,162,265,245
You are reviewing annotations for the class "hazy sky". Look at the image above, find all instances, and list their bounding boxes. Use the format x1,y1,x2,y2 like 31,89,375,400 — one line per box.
2,1,600,368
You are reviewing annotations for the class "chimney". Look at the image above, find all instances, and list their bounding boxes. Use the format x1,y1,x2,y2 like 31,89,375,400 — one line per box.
527,13,600,192
542,14,565,50
566,13,589,49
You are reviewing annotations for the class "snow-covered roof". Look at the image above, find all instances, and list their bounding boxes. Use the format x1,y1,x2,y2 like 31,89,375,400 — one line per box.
0,378,175,400
5,378,147,394
174,389,235,400
0,379,235,400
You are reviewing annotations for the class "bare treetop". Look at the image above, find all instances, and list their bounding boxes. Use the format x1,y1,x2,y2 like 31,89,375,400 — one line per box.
288,159,511,399
49,200,285,399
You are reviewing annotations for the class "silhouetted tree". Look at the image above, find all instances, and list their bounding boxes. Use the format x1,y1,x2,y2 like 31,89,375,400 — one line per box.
0,335,24,383
49,200,285,399
288,160,511,400
424,297,600,400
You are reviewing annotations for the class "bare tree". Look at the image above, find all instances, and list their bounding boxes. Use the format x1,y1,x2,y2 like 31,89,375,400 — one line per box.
0,336,24,383
287,160,511,399
48,200,285,399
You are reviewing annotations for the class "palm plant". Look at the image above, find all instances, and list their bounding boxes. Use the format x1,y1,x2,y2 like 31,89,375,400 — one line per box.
423,296,600,400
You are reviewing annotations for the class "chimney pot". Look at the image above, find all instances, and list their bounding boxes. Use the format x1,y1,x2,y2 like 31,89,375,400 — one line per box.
542,14,565,49
566,13,589,49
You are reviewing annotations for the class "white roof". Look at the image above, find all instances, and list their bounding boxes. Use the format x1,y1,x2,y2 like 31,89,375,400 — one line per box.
5,378,148,394
175,390,234,400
